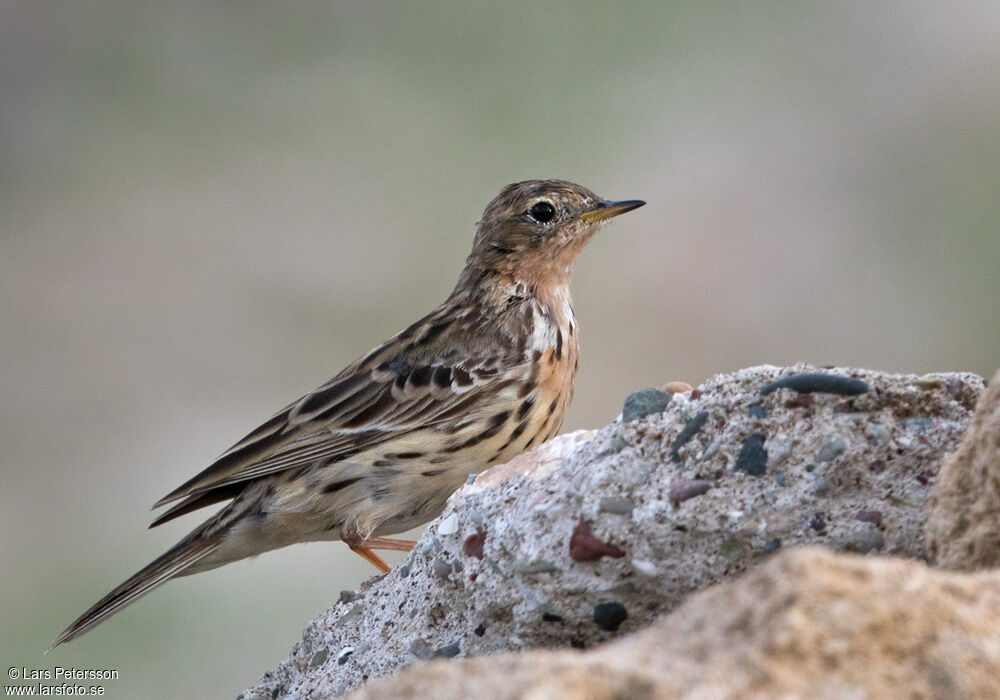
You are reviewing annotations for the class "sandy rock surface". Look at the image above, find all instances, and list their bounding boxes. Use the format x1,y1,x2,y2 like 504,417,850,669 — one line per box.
243,364,983,699
927,367,1000,571
349,548,1000,700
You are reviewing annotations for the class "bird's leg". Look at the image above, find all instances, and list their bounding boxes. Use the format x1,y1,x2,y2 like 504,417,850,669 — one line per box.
360,536,418,552
348,538,417,572
347,543,392,573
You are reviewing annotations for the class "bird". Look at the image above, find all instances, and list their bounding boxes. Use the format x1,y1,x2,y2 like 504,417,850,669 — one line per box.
51,179,645,649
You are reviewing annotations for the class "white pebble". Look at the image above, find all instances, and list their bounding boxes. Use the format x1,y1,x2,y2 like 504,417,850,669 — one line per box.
438,512,460,536
632,559,659,576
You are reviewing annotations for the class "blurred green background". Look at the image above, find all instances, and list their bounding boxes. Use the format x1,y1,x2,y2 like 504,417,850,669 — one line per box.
2,2,998,697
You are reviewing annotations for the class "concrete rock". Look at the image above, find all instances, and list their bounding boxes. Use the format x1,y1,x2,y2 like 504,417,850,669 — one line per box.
243,365,982,699
350,548,1000,700
927,367,1000,571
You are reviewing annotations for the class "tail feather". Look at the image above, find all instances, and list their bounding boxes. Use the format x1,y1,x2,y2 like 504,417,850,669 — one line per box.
49,530,221,651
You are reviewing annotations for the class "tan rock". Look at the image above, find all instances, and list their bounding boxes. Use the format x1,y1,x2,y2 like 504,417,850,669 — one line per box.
351,548,1000,700
927,368,1000,571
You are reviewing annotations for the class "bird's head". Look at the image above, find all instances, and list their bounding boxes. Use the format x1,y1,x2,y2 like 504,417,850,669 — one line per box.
460,179,645,291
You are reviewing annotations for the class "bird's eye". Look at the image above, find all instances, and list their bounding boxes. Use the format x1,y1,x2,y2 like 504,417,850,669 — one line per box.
528,201,556,223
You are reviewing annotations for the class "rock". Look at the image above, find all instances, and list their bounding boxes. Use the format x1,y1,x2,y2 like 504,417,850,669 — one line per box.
592,602,628,632
568,519,626,562
437,512,460,536
733,433,767,476
815,436,846,462
622,388,672,423
597,497,635,515
927,367,1000,571
670,410,711,463
243,365,982,699
346,549,1000,700
760,371,869,396
662,381,694,395
462,532,486,559
668,478,713,503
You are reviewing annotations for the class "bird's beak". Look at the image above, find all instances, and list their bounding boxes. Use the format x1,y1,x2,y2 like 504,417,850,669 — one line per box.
577,199,646,224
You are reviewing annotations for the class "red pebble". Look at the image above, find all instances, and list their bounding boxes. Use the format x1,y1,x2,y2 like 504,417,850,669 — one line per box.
463,531,486,559
569,518,625,562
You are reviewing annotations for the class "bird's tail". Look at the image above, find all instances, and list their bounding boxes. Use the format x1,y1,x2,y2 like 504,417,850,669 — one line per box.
49,524,222,651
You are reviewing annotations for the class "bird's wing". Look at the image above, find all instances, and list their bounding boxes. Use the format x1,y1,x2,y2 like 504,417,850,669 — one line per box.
151,306,521,516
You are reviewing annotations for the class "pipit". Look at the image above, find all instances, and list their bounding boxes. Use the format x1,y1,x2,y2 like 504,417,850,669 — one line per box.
52,179,644,648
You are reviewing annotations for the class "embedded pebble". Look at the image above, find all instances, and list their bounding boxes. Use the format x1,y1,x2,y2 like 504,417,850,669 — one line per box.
463,531,486,559
671,410,710,462
408,639,432,660
914,375,944,388
701,438,722,460
763,538,782,554
901,417,932,433
748,404,766,419
598,497,635,515
309,648,329,668
760,372,869,396
398,564,410,578
334,605,363,627
663,381,694,394
338,590,357,604
857,510,883,525
622,388,672,423
632,559,659,577
432,642,461,659
336,647,354,666
593,602,628,632
464,473,477,485
848,529,885,553
610,433,627,453
816,437,847,462
468,509,486,527
514,559,559,574
569,519,626,561
734,434,768,476
865,423,891,445
432,558,453,580
774,472,787,487
669,478,713,503
438,512,460,536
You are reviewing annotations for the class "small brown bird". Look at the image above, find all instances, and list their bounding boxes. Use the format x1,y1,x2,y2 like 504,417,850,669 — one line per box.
52,179,644,648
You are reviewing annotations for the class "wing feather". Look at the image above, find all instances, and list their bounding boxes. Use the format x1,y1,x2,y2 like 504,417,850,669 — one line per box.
152,306,520,514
